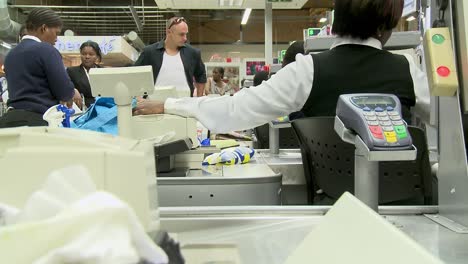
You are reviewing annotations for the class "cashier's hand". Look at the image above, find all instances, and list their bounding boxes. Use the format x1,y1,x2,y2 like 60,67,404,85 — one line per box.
133,98,164,115
72,89,83,109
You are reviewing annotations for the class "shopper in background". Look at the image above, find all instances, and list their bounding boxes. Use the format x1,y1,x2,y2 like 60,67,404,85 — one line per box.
67,41,103,109
134,0,429,134
0,8,80,128
205,67,227,96
134,17,206,97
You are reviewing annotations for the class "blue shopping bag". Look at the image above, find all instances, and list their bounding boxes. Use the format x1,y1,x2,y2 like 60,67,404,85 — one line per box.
71,97,118,135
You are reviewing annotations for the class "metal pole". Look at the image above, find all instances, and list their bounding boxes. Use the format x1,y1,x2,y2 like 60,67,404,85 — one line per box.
265,1,273,65
354,150,379,212
269,126,280,154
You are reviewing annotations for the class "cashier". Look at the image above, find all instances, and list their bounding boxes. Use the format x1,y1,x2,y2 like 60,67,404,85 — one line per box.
133,0,429,133
0,8,80,128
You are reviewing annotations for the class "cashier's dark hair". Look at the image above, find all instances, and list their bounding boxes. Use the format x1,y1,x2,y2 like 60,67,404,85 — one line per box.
26,8,63,32
80,41,103,61
282,40,305,67
332,0,404,39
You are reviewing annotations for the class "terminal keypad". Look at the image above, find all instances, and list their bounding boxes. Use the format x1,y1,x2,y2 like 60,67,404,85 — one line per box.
364,107,407,143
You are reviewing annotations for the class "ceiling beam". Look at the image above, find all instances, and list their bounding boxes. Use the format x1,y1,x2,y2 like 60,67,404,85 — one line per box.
10,5,161,9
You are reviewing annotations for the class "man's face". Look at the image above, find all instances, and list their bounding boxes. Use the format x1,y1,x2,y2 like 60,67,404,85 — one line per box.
167,22,188,47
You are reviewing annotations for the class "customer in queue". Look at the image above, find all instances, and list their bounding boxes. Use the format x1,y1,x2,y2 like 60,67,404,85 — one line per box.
67,41,103,109
134,17,206,97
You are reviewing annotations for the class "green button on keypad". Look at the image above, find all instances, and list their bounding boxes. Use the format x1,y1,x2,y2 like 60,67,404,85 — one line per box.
394,125,407,138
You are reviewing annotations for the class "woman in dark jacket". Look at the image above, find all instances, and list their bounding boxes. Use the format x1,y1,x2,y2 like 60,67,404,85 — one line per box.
67,41,103,109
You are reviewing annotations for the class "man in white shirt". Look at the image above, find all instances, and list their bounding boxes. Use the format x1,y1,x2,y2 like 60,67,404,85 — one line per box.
134,17,206,97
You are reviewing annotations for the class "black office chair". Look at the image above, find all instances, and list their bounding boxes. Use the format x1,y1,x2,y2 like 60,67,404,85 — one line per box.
254,123,300,149
291,116,435,205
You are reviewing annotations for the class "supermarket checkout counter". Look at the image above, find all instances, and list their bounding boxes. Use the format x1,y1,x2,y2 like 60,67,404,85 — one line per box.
88,66,283,207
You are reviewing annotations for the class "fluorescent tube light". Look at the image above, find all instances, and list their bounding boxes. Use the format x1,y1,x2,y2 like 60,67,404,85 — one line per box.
1,42,11,49
319,17,327,23
241,8,252,25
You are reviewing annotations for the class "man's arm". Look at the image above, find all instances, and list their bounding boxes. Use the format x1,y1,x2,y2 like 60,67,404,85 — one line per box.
196,82,205,97
192,49,207,97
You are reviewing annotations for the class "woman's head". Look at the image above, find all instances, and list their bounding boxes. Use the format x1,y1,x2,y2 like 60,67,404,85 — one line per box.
25,8,63,45
332,0,404,45
79,41,102,68
282,40,305,67
253,71,269,86
212,67,224,82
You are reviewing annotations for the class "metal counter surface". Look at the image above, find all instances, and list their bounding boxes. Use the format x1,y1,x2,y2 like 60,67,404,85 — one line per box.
158,206,467,264
256,149,308,204
256,149,305,185
155,164,282,206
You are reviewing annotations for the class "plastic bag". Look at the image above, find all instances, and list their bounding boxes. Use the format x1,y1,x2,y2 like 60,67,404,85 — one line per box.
0,165,168,264
71,97,118,135
202,146,255,165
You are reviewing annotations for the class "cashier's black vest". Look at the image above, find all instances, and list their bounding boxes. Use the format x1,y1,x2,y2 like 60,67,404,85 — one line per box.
301,45,416,121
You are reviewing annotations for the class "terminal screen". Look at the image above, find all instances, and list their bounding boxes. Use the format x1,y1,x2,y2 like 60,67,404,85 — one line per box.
350,96,396,109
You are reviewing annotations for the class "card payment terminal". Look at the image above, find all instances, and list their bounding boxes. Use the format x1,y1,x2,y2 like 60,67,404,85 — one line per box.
336,94,412,150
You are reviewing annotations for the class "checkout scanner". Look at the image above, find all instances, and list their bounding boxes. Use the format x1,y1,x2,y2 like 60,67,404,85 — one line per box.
0,126,157,230
89,67,198,147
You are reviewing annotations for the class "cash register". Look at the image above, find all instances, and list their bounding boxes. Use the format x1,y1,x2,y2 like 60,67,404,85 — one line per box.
89,67,198,147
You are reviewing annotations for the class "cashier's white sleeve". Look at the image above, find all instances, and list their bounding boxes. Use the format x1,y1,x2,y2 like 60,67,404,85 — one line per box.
403,53,431,119
164,54,315,133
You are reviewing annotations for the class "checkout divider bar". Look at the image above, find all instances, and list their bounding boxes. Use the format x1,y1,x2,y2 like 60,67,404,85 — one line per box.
158,206,438,218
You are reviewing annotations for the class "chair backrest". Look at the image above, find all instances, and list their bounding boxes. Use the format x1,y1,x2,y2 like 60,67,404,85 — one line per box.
254,123,300,149
291,117,434,204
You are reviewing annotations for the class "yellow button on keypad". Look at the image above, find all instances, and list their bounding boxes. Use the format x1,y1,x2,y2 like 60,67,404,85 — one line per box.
384,131,397,143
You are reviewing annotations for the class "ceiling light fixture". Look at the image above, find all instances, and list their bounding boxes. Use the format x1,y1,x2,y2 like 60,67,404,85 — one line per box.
319,17,327,23
406,15,416,21
219,0,244,7
1,42,11,49
241,8,252,25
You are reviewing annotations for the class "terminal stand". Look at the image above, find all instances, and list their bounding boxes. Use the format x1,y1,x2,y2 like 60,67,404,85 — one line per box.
334,116,417,211
268,121,291,154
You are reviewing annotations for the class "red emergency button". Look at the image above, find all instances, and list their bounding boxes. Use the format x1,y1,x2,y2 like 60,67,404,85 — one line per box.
437,66,450,77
